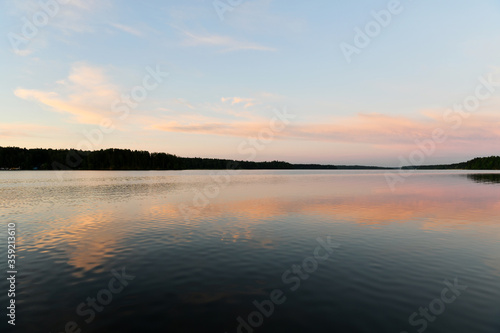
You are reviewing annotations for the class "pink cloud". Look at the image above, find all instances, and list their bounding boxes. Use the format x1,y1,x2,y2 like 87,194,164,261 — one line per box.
150,111,500,153
14,63,120,125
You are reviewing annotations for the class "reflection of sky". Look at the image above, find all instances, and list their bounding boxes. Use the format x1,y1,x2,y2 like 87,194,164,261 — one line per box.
23,210,122,277
5,171,500,277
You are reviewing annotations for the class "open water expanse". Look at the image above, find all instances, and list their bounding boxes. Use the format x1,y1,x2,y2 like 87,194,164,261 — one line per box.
1,170,499,332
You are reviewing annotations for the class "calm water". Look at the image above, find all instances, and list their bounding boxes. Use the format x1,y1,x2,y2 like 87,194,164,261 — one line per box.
1,170,499,333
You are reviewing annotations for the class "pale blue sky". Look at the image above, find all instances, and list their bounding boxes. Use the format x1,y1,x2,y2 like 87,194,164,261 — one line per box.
1,0,500,166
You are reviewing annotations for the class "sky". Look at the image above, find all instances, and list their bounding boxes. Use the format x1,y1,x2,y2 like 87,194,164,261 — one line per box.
1,0,500,166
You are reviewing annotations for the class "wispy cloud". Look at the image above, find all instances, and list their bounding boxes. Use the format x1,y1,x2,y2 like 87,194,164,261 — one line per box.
7,0,112,55
14,63,120,125
50,0,112,34
109,23,143,37
176,27,276,52
221,97,255,108
223,0,306,36
150,111,500,153
174,98,196,110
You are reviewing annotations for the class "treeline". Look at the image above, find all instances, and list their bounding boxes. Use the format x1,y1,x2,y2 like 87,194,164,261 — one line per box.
2,147,497,171
0,147,296,170
405,156,500,170
293,164,389,170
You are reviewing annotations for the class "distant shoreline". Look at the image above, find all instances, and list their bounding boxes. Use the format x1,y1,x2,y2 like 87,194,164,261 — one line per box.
0,147,499,171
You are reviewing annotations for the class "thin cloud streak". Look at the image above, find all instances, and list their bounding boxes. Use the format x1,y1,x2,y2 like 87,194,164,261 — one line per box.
151,112,500,151
109,23,143,37
174,26,277,52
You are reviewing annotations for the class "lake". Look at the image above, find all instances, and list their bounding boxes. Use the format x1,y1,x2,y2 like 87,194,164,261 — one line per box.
1,170,499,333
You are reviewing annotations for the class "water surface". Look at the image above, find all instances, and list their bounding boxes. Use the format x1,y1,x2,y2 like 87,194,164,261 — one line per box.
1,170,499,332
